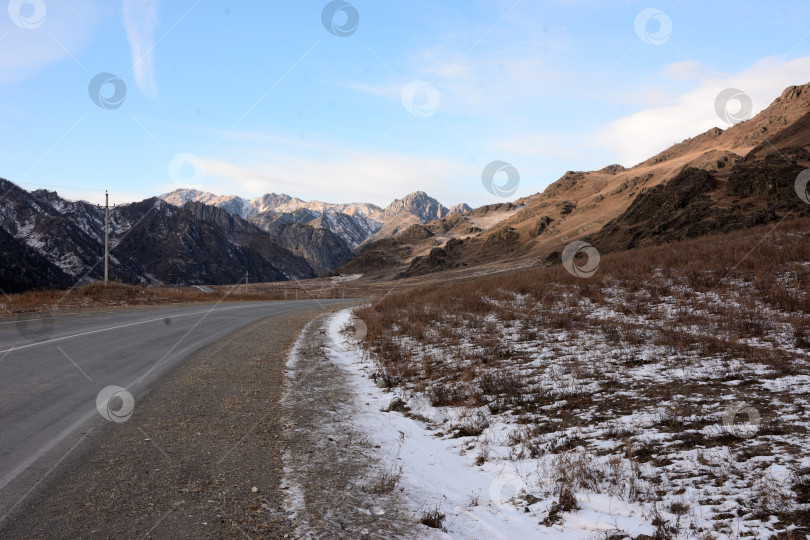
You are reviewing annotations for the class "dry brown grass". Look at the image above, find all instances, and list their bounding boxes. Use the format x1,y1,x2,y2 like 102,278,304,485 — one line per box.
357,217,810,389
353,216,810,536
0,281,294,315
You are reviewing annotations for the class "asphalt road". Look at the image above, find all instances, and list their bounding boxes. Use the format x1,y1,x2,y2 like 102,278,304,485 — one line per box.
0,299,349,522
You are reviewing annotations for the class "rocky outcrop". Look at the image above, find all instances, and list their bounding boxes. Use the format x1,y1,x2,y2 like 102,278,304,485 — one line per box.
380,191,449,222
260,222,354,276
396,224,434,242
448,203,472,214
599,164,627,175
308,211,382,249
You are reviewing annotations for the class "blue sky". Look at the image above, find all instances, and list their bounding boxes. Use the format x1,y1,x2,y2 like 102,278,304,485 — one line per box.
2,0,810,208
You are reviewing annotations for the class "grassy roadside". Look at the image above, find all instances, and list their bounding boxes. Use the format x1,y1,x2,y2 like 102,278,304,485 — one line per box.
0,279,369,316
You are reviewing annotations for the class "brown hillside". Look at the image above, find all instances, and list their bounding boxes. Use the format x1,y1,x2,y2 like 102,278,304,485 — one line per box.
343,82,810,281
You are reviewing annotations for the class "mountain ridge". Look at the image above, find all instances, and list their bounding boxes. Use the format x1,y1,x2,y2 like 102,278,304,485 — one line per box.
5,81,810,292
342,80,810,280
160,188,469,250
0,181,356,290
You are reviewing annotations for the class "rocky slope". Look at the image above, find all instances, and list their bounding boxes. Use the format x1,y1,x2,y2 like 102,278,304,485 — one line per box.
0,226,72,293
256,222,354,276
307,211,382,249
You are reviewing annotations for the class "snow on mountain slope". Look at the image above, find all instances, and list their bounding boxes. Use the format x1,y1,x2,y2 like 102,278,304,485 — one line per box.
160,189,464,250
308,211,382,249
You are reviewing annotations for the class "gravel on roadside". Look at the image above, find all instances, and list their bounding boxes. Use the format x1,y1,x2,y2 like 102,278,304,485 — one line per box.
282,312,420,540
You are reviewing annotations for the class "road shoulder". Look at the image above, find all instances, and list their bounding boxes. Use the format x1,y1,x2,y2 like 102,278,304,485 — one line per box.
0,304,342,539
282,311,432,539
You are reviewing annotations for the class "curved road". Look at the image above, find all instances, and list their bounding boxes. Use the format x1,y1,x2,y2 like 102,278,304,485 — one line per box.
0,299,348,521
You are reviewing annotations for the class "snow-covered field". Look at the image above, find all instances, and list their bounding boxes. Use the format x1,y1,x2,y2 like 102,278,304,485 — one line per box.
341,259,810,539
325,309,656,539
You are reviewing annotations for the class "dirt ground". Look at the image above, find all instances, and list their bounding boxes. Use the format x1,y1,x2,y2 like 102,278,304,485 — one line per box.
282,313,419,539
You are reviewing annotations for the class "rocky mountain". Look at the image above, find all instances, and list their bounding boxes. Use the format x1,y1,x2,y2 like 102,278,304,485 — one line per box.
159,189,256,218
354,191,452,247
17,79,809,292
162,189,381,219
251,193,380,217
109,198,295,285
379,191,448,222
0,181,358,291
160,188,467,251
343,81,810,279
258,222,354,275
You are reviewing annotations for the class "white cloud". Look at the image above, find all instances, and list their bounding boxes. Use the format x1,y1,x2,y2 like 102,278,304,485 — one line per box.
662,60,708,81
186,152,474,208
595,56,810,166
122,0,158,97
150,130,481,207
343,24,571,120
0,0,104,86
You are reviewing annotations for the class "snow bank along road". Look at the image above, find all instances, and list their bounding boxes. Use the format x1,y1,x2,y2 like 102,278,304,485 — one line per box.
0,299,349,521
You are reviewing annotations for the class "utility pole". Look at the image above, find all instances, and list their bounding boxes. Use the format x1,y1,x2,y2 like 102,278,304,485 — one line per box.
245,270,249,294
103,191,110,288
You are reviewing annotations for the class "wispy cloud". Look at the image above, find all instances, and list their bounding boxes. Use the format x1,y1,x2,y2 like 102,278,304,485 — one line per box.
0,0,104,86
147,128,478,206
594,56,810,167
122,0,158,97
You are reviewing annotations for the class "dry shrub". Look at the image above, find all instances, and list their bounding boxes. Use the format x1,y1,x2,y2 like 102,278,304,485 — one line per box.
450,410,489,438
419,506,445,529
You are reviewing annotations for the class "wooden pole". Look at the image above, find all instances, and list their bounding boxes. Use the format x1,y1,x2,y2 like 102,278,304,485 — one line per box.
104,191,109,288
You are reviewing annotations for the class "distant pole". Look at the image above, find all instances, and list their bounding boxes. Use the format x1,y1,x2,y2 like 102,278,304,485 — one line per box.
104,190,109,288
245,270,249,294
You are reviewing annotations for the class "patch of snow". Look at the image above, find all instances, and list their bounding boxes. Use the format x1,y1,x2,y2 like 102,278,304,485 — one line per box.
320,309,654,539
